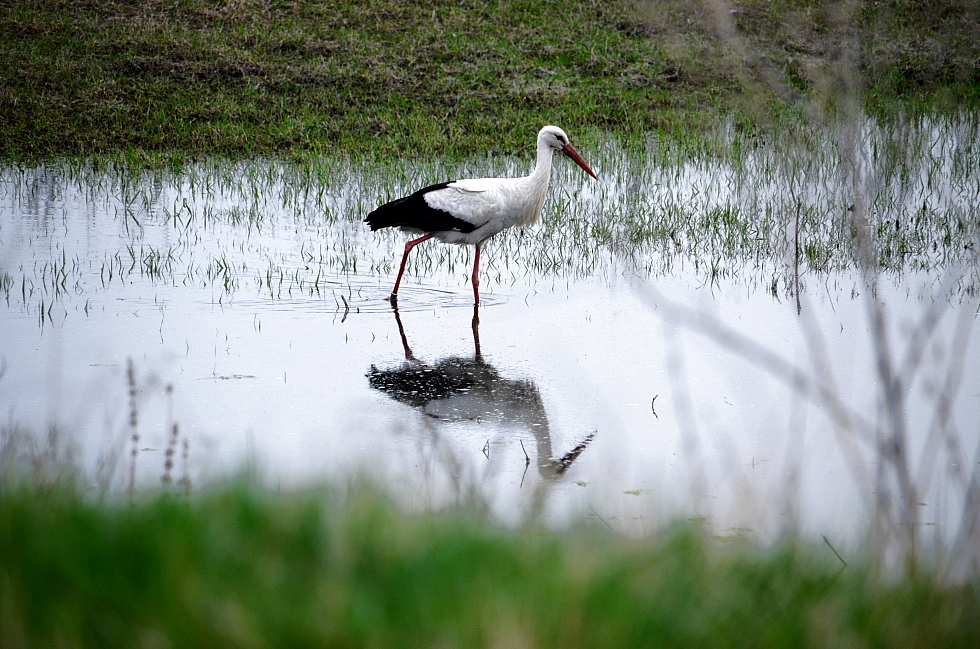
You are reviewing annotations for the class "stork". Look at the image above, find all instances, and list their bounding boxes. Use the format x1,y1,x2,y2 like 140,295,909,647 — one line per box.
365,125,598,304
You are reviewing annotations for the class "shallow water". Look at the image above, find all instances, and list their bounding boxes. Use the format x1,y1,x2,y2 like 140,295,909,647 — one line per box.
2,122,979,562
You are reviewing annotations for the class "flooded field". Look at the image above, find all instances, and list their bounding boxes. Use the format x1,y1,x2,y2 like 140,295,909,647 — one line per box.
2,117,979,567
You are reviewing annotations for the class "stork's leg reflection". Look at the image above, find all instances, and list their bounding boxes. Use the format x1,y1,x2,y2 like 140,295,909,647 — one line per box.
392,304,418,363
472,304,482,360
368,305,595,482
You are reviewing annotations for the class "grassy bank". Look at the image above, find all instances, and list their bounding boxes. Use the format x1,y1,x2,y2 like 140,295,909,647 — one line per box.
1,482,978,648
2,0,979,162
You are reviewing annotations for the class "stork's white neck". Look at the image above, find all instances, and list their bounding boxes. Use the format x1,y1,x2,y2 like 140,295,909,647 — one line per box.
512,137,556,228
529,136,556,183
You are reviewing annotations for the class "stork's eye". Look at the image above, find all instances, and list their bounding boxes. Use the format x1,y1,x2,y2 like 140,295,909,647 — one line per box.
555,134,567,144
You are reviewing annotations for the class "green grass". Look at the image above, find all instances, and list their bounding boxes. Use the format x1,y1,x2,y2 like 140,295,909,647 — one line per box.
2,0,979,163
1,481,978,648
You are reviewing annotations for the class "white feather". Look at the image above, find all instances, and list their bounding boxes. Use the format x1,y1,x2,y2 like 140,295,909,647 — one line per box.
420,126,571,245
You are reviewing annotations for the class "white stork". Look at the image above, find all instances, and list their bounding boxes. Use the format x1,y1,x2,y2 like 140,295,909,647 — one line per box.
365,125,598,304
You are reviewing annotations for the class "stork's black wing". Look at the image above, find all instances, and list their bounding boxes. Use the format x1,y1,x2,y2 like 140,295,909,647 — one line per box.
365,182,478,234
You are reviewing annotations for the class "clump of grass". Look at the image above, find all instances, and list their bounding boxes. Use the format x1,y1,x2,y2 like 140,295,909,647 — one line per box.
1,479,978,649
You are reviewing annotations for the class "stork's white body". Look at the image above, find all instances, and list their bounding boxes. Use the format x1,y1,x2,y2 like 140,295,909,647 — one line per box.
365,125,597,304
418,135,562,245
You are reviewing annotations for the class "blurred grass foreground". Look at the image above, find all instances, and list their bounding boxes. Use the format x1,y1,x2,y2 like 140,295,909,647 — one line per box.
1,477,979,648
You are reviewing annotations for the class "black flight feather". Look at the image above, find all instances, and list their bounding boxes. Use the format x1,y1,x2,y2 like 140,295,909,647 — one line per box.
365,181,478,234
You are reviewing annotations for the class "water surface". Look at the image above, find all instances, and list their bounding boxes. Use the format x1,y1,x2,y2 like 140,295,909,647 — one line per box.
2,120,978,564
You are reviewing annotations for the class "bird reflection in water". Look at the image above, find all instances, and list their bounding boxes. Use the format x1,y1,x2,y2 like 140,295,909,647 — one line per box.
368,305,594,481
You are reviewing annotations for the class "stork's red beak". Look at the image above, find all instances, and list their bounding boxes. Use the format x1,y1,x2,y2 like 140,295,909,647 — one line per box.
561,144,598,180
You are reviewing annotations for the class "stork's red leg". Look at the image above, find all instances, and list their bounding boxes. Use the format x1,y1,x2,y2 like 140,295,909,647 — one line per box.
390,233,435,301
471,245,482,305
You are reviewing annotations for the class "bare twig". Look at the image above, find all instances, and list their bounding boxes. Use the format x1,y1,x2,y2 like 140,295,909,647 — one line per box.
823,534,849,568
588,503,621,538
794,199,802,316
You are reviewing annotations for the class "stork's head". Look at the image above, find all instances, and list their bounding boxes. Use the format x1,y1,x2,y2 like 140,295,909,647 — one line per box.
538,125,598,179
